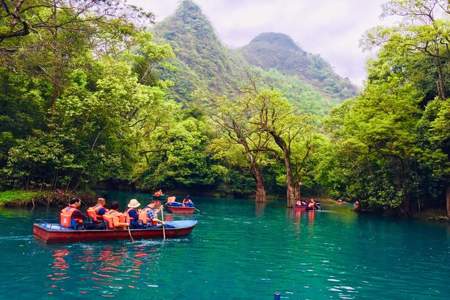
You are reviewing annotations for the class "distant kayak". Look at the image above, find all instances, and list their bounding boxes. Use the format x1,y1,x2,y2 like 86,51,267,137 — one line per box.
166,205,196,214
33,220,197,243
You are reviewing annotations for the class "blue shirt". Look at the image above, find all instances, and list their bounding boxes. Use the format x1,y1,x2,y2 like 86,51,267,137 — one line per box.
128,209,139,227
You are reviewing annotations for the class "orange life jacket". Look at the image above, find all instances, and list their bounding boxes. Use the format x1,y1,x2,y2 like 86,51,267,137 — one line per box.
138,207,157,225
60,205,83,228
87,204,106,222
103,210,127,229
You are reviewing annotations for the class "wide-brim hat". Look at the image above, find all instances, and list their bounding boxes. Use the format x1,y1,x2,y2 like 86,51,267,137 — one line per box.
128,199,141,208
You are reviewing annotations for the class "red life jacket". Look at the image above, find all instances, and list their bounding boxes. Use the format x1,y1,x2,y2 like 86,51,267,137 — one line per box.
60,205,83,228
87,204,105,222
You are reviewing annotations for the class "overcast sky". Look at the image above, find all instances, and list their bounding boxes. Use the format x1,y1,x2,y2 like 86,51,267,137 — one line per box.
128,0,394,86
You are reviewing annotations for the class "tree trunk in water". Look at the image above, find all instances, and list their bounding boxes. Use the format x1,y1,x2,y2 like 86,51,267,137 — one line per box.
284,152,296,208
446,186,450,218
254,167,267,203
266,130,295,207
294,182,301,202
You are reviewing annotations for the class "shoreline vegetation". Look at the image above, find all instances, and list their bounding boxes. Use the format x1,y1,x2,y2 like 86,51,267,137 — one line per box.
0,1,448,218
1,188,448,224
0,189,96,209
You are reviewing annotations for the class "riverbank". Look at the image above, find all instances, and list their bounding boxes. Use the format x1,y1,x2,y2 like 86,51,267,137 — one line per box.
1,189,449,224
327,198,449,224
415,208,450,223
0,190,96,208
0,190,45,207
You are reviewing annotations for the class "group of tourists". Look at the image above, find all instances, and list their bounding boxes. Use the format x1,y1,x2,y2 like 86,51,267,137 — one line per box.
60,197,166,230
153,189,194,207
166,194,194,207
295,198,321,210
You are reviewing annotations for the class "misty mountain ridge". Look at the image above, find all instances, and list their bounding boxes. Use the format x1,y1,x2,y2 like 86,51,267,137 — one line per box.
153,0,358,114
240,32,357,99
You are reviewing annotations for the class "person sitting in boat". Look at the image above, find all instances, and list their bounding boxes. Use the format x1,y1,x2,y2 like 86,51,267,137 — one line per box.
296,199,307,207
139,201,164,227
153,189,165,200
103,201,128,229
295,199,306,206
87,197,108,224
353,200,361,211
60,198,85,229
307,198,317,210
166,195,182,207
126,199,142,229
182,195,194,207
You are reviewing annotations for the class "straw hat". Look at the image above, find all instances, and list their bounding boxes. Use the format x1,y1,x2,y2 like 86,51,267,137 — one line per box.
127,199,141,208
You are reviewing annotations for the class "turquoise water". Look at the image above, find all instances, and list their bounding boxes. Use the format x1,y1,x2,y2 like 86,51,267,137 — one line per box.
0,192,449,299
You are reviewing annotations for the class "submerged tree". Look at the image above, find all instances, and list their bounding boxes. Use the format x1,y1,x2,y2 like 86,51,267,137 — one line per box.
209,94,272,202
253,89,315,207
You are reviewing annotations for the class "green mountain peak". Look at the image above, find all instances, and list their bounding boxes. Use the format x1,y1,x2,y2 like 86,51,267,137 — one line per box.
240,32,358,99
154,0,246,96
154,1,356,113
251,32,302,52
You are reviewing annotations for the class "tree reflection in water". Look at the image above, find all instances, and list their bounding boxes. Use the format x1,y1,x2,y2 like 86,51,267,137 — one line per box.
47,243,162,297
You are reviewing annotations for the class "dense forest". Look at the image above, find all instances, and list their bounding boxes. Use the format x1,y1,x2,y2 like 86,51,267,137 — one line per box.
0,0,448,215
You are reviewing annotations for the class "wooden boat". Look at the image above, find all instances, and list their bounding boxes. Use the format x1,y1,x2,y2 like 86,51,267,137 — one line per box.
166,205,196,214
33,220,197,243
294,205,318,211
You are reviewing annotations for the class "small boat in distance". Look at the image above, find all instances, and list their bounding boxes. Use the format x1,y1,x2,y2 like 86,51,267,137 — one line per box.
33,220,197,243
295,198,321,211
294,205,316,211
166,205,196,214
294,204,320,211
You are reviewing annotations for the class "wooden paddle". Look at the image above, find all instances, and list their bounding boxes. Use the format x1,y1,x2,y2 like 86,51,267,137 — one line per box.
160,205,166,240
127,225,134,242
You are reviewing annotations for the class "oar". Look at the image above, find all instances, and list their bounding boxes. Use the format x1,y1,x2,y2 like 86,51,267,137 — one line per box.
195,208,201,213
127,224,134,243
160,206,166,240
125,214,134,242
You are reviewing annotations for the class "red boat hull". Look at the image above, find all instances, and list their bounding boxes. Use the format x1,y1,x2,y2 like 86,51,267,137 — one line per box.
295,206,317,211
33,220,197,243
166,206,195,214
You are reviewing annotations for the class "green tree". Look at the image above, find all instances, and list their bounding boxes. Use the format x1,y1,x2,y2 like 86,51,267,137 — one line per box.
254,89,315,207
209,94,272,202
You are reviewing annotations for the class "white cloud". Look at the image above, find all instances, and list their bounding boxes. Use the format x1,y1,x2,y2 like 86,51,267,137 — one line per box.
128,0,394,86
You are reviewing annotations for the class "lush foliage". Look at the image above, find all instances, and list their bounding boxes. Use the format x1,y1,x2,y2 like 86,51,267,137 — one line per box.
0,1,175,190
1,0,448,216
316,0,449,214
